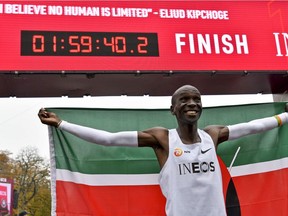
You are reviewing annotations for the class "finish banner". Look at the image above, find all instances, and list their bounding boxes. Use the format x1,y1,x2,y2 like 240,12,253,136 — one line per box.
0,1,288,71
48,103,288,216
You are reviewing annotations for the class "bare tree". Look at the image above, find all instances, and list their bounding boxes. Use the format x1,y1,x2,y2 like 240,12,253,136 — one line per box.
13,147,50,215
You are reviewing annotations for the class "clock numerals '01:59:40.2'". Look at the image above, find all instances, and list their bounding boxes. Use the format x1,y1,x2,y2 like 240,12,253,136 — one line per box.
21,31,159,56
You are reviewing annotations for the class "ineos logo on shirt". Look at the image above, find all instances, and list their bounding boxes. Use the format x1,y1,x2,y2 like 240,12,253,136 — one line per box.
178,161,215,175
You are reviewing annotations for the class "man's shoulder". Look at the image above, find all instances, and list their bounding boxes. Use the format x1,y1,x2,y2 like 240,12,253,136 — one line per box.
140,126,169,135
149,126,170,133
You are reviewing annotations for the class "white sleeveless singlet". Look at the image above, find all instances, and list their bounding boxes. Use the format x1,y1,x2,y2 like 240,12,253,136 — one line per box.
159,129,227,216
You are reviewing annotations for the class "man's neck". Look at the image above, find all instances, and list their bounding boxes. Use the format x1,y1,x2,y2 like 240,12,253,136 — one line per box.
176,124,200,144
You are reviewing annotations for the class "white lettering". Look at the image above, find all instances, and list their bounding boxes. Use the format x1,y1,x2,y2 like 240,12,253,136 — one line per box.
186,10,229,20
189,34,195,54
175,33,186,53
4,4,47,15
198,34,212,54
273,32,288,56
176,33,249,55
111,8,151,17
273,33,283,56
213,34,220,54
101,7,110,16
48,5,62,15
235,34,249,54
64,6,99,16
159,9,185,18
222,34,233,54
283,33,288,56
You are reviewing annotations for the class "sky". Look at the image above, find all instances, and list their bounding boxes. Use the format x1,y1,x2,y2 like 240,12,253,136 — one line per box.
0,94,275,159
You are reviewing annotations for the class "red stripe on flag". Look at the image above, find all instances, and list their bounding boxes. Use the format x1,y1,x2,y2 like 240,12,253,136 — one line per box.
233,168,288,216
56,181,166,216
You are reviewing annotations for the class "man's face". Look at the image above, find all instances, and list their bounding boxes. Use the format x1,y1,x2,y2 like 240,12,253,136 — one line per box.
170,86,202,124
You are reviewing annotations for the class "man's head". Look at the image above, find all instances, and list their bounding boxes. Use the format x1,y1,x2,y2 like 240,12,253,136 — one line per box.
170,85,202,124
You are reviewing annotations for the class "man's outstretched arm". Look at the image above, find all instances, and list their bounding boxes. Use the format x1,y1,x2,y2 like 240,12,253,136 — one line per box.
206,104,288,145
227,111,288,141
213,103,288,145
38,108,138,147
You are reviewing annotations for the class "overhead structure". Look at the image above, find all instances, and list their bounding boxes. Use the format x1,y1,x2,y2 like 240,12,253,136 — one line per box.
0,1,287,97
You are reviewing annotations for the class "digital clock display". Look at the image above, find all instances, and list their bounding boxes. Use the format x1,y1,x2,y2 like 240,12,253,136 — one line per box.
21,31,159,56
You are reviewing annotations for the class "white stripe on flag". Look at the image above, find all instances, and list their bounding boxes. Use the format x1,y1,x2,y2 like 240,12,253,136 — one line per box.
56,169,160,186
230,157,288,177
56,157,288,186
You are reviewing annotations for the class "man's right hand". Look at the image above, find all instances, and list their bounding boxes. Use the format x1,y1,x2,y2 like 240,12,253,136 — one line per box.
38,108,62,127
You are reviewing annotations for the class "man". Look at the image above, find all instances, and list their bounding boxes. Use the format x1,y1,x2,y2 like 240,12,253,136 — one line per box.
38,85,288,216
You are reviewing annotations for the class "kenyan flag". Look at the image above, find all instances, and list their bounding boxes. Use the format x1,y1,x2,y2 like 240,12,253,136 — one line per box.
47,103,288,216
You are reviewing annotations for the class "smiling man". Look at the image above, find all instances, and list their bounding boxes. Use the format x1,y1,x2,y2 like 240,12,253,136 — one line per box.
38,85,288,216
